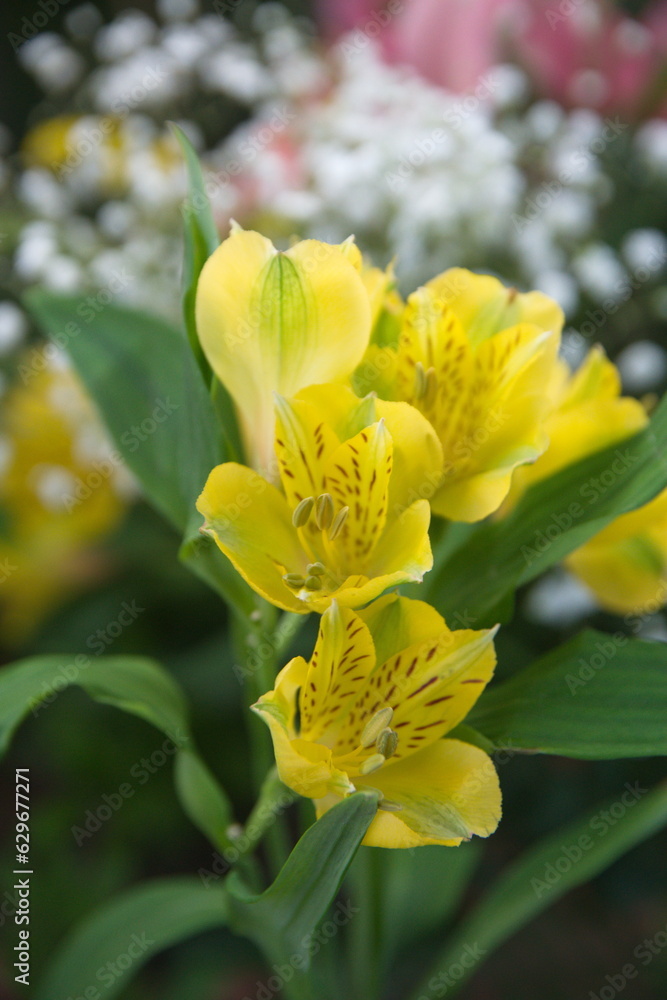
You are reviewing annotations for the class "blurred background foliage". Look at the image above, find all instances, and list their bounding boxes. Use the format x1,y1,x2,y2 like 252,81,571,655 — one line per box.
0,0,666,997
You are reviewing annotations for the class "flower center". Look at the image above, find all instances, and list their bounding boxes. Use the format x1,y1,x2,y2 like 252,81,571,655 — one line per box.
283,492,350,594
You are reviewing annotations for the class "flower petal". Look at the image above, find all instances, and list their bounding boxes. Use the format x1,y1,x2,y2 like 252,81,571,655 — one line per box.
426,268,563,347
375,399,443,516
359,738,502,846
300,603,376,744
196,462,307,612
196,230,371,472
336,623,497,756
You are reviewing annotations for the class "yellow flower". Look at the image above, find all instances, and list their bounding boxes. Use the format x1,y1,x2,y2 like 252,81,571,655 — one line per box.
370,268,563,521
195,229,373,475
503,345,648,510
565,488,667,615
0,356,131,643
196,385,442,613
253,596,501,848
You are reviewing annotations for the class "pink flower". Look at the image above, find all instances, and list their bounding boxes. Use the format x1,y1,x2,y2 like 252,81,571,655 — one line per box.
516,0,667,118
316,0,667,119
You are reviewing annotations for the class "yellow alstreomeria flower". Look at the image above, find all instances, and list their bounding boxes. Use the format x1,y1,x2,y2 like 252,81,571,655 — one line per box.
0,355,132,643
197,385,442,613
503,345,648,510
566,488,667,616
253,596,501,848
196,229,373,476
368,268,563,521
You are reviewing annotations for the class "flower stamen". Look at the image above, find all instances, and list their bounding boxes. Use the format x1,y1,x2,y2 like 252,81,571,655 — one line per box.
292,496,315,528
360,706,394,747
329,505,350,541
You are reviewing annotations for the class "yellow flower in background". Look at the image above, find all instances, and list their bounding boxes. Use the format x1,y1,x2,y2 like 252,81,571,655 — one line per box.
253,596,501,848
0,354,132,644
22,114,183,195
196,229,373,476
368,268,563,522
503,345,648,510
566,488,667,615
197,385,442,613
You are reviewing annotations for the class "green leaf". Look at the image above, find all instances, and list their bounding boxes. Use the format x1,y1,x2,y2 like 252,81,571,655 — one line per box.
382,842,480,962
409,782,667,1000
427,393,667,626
169,122,219,257
174,748,234,852
469,630,667,758
24,292,224,533
35,878,229,1000
227,791,379,965
0,655,233,849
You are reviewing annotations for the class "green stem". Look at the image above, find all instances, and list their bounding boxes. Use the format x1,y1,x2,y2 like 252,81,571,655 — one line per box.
350,847,385,1000
235,767,296,860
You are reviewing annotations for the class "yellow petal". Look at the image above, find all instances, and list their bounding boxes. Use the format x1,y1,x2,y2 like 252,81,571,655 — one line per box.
299,603,376,743
359,739,502,847
426,268,563,347
323,420,393,573
367,498,433,582
503,347,648,511
375,399,443,516
196,230,371,473
357,594,447,666
196,462,307,613
336,623,496,757
565,487,667,614
274,394,340,510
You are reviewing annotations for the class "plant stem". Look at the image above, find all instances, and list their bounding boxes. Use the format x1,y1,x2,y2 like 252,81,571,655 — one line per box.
350,847,386,1000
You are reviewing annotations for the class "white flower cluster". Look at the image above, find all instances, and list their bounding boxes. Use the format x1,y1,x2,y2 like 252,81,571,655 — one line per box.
4,2,322,327
3,3,667,378
218,37,667,324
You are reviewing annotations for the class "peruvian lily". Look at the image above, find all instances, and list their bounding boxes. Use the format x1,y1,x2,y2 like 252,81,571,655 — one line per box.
253,596,501,848
196,228,372,476
566,487,667,615
197,385,442,613
373,267,563,522
502,345,648,512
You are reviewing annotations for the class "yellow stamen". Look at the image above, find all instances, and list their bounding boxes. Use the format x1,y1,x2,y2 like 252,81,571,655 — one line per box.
376,728,398,759
305,575,323,591
307,561,326,576
329,505,350,541
292,496,315,528
360,753,385,775
283,573,306,589
315,493,334,531
360,706,394,748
